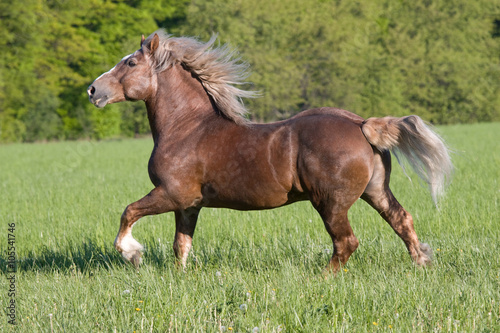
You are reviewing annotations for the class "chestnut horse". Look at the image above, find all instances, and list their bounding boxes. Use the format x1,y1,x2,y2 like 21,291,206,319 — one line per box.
88,31,452,272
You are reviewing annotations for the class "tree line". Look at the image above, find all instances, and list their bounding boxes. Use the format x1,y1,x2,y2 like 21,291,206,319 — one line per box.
1,0,499,142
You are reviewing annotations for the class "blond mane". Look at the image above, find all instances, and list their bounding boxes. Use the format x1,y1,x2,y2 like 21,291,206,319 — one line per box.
143,30,257,123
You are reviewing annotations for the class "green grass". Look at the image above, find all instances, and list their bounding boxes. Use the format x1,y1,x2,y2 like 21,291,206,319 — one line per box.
1,123,499,332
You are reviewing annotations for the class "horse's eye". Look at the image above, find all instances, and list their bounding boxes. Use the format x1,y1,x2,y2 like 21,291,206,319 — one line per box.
128,59,137,67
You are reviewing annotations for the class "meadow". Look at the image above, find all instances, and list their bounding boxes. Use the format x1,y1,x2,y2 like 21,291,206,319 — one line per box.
0,122,499,332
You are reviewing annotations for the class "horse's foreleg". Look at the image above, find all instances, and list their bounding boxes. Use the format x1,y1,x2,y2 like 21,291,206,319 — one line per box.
173,208,200,269
322,211,359,273
115,187,173,267
312,199,359,274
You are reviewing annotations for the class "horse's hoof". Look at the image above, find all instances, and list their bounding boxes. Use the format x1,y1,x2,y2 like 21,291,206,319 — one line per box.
321,263,341,277
115,233,144,267
416,242,433,267
129,251,143,268
120,247,143,267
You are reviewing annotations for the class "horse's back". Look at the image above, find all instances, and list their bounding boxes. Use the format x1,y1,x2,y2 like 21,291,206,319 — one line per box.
290,107,365,125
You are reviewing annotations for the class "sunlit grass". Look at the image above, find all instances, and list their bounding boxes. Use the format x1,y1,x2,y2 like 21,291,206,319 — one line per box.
1,123,499,331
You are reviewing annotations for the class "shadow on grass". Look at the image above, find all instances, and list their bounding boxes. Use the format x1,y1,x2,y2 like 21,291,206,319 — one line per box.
0,238,179,274
0,238,329,275
0,239,120,274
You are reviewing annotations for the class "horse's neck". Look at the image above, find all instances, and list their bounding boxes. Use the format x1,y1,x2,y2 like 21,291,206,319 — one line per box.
145,64,215,142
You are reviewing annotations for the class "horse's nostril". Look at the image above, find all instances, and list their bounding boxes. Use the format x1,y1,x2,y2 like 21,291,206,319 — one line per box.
87,85,96,97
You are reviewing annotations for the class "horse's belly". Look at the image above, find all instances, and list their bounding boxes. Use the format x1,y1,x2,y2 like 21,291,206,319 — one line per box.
200,177,293,210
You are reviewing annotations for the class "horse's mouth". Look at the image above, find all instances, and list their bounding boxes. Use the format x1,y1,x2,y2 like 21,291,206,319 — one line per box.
92,96,108,108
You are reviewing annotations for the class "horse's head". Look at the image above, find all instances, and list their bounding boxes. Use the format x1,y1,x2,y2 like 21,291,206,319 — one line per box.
87,34,160,107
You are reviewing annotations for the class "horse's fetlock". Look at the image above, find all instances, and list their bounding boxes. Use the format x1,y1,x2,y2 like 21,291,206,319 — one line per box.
121,205,135,222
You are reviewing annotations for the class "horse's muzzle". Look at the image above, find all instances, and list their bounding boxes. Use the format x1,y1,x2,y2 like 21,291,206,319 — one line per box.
87,84,108,108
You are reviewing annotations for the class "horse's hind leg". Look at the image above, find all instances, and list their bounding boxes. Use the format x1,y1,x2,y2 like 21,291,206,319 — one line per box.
115,187,174,267
361,151,432,266
363,190,432,266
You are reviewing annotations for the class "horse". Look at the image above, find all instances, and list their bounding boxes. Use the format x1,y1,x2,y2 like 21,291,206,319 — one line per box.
87,31,452,272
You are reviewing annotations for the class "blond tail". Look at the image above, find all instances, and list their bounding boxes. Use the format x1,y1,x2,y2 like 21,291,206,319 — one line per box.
361,115,453,204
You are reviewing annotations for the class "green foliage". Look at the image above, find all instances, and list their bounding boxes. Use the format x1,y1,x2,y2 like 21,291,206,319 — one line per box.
0,123,499,331
0,0,187,142
184,0,500,123
0,0,499,141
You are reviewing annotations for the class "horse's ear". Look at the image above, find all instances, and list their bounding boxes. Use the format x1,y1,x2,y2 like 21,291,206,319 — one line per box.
149,33,160,55
141,34,145,47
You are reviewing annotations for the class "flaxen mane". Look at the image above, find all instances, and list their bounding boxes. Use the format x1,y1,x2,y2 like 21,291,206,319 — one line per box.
143,30,257,123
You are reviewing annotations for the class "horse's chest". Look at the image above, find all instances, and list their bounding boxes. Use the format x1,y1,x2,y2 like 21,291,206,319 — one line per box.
147,148,198,187
147,152,162,187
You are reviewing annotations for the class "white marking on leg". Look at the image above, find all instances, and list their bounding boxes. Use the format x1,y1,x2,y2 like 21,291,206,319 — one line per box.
174,233,193,269
115,229,143,264
179,241,192,268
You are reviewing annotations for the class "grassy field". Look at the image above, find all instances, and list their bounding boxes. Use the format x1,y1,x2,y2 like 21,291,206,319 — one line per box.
1,122,499,332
